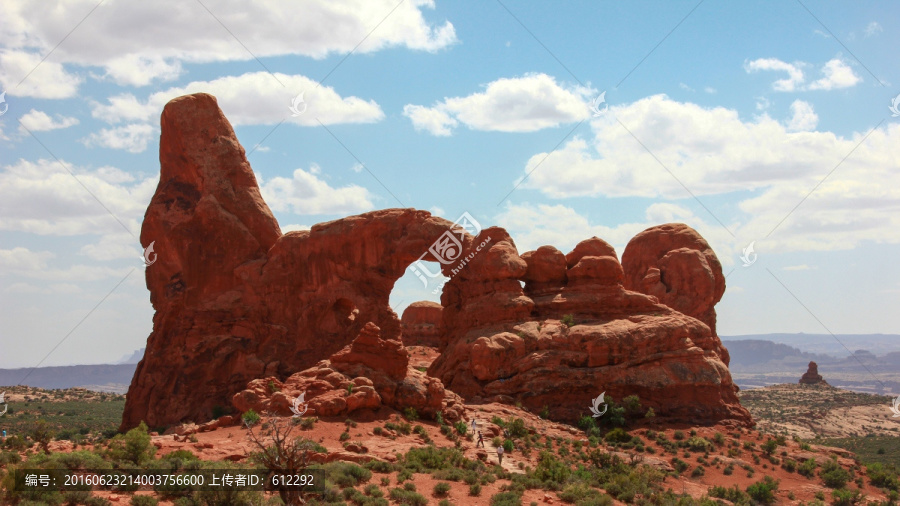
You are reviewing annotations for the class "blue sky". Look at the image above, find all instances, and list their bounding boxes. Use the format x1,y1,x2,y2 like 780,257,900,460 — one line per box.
0,1,898,368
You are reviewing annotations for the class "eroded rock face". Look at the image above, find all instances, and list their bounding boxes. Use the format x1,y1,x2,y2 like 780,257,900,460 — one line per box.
430,226,750,425
232,323,464,421
123,93,750,430
400,301,443,347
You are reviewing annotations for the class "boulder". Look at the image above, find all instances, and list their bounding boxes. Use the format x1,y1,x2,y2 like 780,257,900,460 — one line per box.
400,301,443,347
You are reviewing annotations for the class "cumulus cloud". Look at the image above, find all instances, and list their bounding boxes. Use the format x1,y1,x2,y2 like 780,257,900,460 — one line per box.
258,165,374,215
513,94,900,253
1,0,456,88
18,109,79,132
745,58,805,92
83,124,156,153
744,57,861,92
0,50,82,99
786,99,818,132
0,158,156,236
90,71,383,128
404,73,591,134
807,58,861,90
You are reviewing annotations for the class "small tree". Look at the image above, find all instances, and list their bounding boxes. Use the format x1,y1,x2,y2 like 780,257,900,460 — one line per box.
245,413,321,505
106,421,156,465
28,420,55,453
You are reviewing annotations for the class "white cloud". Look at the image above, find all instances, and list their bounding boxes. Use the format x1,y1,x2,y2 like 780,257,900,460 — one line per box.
745,57,861,92
807,58,861,90
83,124,156,153
2,0,456,87
90,72,383,132
429,206,445,217
786,99,818,132
745,58,805,92
783,264,815,271
704,87,717,94
258,165,374,215
0,50,83,99
0,158,156,236
864,22,883,37
403,73,591,134
79,232,142,261
18,109,79,132
514,94,900,253
403,104,457,136
493,202,735,263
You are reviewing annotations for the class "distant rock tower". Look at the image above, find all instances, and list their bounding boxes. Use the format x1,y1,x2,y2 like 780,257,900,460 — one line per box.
400,301,443,347
799,361,828,385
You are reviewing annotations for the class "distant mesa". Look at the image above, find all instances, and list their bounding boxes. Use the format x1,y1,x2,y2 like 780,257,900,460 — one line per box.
400,301,442,347
799,361,829,386
120,92,752,431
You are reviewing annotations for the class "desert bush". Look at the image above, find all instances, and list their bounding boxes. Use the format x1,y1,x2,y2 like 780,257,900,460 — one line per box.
453,421,468,436
490,490,523,506
105,422,156,465
245,415,321,505
686,436,712,452
746,476,779,504
708,484,749,503
604,428,631,444
819,458,850,488
403,407,419,422
131,495,159,506
867,462,900,490
364,460,394,474
532,451,570,489
299,417,316,430
389,487,427,505
561,314,575,327
469,483,482,496
324,462,372,488
831,488,864,506
28,420,55,453
673,430,685,440
761,439,778,456
671,458,688,474
433,482,451,497
782,459,797,473
241,409,260,427
691,465,705,477
508,418,528,438
798,458,818,477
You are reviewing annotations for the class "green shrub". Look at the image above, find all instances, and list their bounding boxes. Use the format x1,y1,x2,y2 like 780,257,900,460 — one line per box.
539,406,550,419
782,459,796,473
454,421,468,436
561,314,575,327
671,458,688,474
709,485,749,503
508,418,528,438
604,428,631,444
831,488,864,506
340,431,350,441
673,430,685,440
761,439,778,456
746,476,779,504
867,462,900,490
819,459,850,488
433,482,451,497
490,490,523,506
403,407,419,422
299,417,316,430
691,465,705,477
241,409,260,427
389,487,428,506
105,422,156,465
558,482,607,504
469,483,482,496
130,495,159,506
532,451,570,488
503,439,514,452
686,436,712,452
798,458,818,477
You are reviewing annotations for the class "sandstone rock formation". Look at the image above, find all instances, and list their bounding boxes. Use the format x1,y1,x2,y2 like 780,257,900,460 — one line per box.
123,92,750,430
430,233,750,424
799,361,828,385
232,322,464,421
400,301,443,347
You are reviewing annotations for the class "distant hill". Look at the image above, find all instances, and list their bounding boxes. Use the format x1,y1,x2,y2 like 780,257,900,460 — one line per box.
0,364,136,394
117,347,145,364
721,333,900,357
